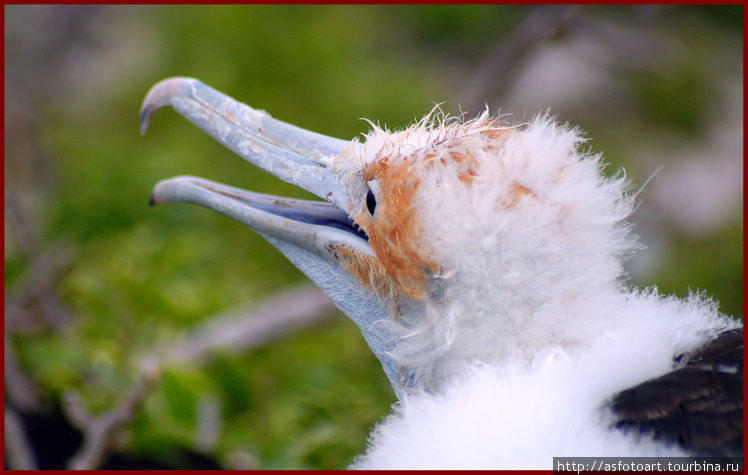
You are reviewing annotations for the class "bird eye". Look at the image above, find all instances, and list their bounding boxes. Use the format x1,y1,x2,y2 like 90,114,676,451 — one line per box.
366,188,377,215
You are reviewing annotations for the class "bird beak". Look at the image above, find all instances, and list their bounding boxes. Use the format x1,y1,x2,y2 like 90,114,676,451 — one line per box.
141,77,405,395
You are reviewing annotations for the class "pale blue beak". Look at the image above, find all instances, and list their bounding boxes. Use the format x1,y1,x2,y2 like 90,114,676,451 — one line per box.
142,77,409,396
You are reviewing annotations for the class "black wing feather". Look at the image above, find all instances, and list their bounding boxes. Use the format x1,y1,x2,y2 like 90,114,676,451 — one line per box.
609,328,743,456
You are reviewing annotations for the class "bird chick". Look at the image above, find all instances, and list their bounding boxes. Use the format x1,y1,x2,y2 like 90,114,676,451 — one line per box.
332,111,645,390
141,78,741,468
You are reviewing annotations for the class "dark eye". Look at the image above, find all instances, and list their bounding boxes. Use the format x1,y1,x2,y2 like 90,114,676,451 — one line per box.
366,188,377,215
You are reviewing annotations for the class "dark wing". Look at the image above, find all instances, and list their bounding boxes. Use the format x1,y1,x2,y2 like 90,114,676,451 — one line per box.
609,328,743,456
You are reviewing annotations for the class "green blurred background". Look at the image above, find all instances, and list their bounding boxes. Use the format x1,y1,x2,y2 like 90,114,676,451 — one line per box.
4,5,742,469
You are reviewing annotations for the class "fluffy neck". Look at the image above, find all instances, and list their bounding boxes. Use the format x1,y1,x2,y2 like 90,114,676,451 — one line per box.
392,245,631,391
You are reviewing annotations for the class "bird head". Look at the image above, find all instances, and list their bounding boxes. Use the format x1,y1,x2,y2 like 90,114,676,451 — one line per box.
142,78,637,395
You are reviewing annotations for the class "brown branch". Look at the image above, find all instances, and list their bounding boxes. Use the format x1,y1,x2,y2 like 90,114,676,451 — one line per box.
62,283,338,469
195,393,222,453
4,181,38,256
64,365,161,470
4,408,39,470
458,5,582,113
5,335,44,412
5,241,75,334
153,284,338,368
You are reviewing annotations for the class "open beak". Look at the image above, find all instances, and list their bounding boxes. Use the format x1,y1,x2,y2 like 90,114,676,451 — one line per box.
141,77,404,395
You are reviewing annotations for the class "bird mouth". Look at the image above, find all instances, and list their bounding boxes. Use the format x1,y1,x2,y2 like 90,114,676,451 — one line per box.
142,77,371,257
141,78,409,392
149,176,368,242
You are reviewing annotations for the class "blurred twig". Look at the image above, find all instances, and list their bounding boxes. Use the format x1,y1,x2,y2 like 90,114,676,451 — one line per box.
5,241,76,334
5,9,94,465
64,367,161,470
195,393,222,453
4,181,39,256
459,5,582,112
459,5,678,114
5,408,39,470
5,335,43,412
153,284,338,368
62,284,338,469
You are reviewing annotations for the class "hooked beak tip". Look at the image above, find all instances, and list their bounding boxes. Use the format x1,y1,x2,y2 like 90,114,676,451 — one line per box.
139,107,153,136
139,76,197,136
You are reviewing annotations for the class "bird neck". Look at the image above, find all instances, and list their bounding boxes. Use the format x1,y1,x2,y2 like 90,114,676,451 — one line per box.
391,249,627,392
